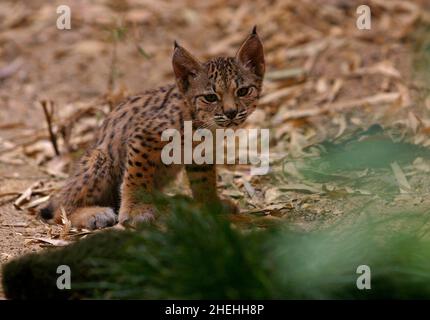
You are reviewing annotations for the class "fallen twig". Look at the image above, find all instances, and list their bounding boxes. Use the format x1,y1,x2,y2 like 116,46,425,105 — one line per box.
39,100,60,156
273,92,400,125
266,68,307,82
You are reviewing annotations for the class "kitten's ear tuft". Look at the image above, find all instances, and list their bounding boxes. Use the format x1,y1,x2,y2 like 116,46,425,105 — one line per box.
172,44,202,92
173,40,179,49
236,28,265,78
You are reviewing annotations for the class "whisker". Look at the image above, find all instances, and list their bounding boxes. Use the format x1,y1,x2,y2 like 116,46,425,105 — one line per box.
196,119,217,131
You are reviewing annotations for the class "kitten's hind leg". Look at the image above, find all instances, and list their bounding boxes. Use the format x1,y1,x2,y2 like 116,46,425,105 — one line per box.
40,148,119,229
43,203,117,230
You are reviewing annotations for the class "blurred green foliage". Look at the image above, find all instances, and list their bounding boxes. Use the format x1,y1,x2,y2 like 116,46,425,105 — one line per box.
3,195,430,299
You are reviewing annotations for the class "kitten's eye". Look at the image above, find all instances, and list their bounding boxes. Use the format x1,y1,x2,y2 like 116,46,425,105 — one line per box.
203,94,218,103
236,87,250,97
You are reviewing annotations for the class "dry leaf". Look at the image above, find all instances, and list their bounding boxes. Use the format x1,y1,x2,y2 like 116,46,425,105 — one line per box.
22,195,50,210
391,162,412,194
26,237,71,247
60,206,72,239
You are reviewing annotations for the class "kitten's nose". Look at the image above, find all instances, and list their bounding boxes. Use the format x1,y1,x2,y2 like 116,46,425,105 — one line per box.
224,109,237,119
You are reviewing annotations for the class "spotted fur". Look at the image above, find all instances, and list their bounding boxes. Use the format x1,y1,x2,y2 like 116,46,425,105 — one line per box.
41,27,265,229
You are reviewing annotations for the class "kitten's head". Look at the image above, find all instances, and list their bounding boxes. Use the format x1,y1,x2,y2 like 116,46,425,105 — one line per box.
172,26,265,130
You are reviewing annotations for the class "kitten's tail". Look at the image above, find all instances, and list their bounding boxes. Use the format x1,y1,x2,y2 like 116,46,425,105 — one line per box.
39,198,61,223
39,190,67,222
39,203,54,220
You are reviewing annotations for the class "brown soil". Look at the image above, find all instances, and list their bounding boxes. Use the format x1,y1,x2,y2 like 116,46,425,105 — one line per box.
1,0,430,299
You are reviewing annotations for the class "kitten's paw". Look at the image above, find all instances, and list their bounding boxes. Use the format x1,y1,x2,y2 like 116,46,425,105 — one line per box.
87,208,118,229
70,207,118,230
119,205,156,228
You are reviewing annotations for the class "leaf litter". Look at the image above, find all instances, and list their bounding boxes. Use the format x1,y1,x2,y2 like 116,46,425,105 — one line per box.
0,1,430,291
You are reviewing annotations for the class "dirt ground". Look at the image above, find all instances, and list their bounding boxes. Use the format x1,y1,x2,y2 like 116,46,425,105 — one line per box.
1,0,430,299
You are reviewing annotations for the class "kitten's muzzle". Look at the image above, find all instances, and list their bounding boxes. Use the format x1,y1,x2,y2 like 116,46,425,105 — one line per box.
224,109,238,119
214,110,248,127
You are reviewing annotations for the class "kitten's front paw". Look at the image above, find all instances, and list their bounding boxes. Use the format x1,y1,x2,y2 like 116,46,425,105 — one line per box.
119,205,156,228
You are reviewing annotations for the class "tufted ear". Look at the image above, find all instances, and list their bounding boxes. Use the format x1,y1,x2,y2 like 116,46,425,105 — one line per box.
172,42,203,93
235,26,265,78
